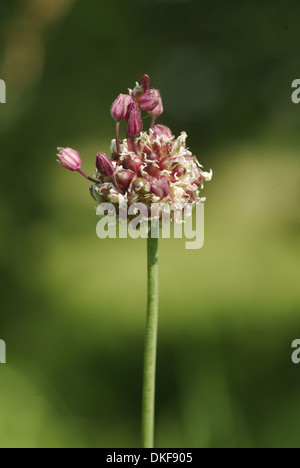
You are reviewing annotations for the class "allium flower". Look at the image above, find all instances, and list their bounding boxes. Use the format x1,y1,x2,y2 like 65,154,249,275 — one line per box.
58,74,212,221
57,147,82,172
56,73,213,450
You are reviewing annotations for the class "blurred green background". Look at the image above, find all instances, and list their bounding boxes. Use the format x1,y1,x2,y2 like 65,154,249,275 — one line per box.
0,0,300,448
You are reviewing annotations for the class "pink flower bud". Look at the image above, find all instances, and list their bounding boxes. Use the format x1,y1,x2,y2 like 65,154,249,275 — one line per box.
150,176,170,200
123,154,143,173
141,74,151,92
96,152,115,177
111,94,132,121
115,170,134,192
127,102,143,136
139,89,160,111
148,91,163,116
57,147,82,172
152,124,173,139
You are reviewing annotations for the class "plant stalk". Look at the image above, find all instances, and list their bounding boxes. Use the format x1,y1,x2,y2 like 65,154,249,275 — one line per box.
142,234,159,448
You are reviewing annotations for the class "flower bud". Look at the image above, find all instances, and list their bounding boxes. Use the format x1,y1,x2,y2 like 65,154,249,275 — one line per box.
111,94,132,121
150,176,170,200
152,124,173,139
115,170,134,192
133,177,150,194
123,154,143,173
139,89,160,111
96,152,115,177
57,147,82,172
127,102,143,136
148,91,163,116
141,74,151,91
146,164,160,177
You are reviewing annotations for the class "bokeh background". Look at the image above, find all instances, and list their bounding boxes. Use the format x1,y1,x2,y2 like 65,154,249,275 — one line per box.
0,0,300,448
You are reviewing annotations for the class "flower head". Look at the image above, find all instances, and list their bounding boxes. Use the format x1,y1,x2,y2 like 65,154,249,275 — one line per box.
93,130,212,217
57,74,212,222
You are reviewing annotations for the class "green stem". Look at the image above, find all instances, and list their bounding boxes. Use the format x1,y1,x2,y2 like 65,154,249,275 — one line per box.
142,234,159,448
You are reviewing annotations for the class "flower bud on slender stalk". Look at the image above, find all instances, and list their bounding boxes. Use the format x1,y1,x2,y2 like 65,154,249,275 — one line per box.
57,147,82,171
57,147,100,183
